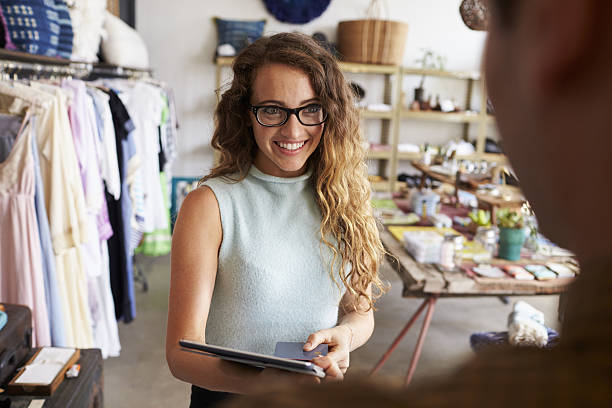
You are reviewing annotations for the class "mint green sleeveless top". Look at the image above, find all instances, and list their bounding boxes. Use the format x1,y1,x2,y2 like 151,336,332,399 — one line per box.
202,165,344,355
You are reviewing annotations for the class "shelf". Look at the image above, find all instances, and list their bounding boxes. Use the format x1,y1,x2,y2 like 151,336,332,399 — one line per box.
367,149,392,160
402,67,481,80
456,153,508,163
370,180,392,191
338,61,399,75
216,58,400,75
359,108,394,119
400,110,495,124
397,152,422,160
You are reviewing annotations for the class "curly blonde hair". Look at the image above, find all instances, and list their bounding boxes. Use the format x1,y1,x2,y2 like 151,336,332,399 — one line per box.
201,32,386,310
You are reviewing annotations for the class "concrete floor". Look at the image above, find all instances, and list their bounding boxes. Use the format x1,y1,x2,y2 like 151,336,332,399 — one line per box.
104,254,559,407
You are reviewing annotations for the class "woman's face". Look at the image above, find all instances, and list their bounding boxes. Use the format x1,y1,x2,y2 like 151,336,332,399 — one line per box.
250,63,324,177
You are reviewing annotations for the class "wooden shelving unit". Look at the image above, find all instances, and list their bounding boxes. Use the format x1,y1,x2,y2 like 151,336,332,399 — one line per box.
214,58,502,192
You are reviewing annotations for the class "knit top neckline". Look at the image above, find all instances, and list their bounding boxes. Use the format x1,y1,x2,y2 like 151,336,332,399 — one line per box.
249,164,312,184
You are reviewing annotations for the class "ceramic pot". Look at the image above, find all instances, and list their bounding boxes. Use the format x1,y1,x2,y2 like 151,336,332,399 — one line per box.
498,227,526,261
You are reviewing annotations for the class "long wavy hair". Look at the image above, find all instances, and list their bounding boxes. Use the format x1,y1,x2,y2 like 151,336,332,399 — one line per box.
201,32,386,310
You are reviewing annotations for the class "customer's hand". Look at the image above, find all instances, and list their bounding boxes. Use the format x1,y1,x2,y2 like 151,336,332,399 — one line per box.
304,325,351,373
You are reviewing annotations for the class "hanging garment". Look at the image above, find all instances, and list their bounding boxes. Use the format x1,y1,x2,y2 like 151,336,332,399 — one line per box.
62,79,112,241
30,118,67,347
105,89,137,323
63,79,121,357
134,171,171,256
0,88,67,347
114,81,168,234
87,87,121,201
0,112,51,347
27,82,94,348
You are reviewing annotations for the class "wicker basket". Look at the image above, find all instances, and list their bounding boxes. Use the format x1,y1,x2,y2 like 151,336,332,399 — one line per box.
337,19,408,65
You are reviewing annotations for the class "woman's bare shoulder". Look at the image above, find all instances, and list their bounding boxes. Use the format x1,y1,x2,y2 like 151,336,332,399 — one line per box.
174,185,222,241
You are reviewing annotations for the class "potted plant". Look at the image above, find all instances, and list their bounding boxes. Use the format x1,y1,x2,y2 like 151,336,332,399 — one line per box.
496,208,526,261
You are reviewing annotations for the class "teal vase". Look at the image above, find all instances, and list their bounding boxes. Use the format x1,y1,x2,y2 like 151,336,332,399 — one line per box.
498,227,526,261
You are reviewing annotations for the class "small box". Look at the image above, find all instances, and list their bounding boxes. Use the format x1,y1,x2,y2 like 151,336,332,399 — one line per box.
6,347,80,396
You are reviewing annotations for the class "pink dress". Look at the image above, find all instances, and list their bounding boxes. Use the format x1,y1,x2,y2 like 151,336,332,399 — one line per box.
0,114,51,346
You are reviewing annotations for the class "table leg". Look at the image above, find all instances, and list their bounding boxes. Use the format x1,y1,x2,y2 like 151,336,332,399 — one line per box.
369,297,430,376
404,295,438,386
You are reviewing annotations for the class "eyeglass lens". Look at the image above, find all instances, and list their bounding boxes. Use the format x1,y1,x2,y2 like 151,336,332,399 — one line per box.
257,105,326,126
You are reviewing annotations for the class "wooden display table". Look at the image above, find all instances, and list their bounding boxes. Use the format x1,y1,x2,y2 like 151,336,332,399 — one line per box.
370,227,576,385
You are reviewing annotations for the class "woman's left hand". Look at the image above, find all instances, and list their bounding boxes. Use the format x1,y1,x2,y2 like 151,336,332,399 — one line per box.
304,325,352,374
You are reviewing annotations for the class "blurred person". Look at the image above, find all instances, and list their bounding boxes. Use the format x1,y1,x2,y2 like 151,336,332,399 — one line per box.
223,0,612,406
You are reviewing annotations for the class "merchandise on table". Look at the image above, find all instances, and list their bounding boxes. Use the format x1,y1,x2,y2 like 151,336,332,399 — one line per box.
402,230,443,264
472,264,506,278
545,262,576,278
524,264,557,280
503,265,534,280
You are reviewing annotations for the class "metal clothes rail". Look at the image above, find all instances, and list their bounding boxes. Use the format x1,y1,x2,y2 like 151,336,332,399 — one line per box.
0,49,152,80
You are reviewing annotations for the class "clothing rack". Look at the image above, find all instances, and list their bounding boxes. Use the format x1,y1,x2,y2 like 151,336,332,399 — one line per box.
0,49,155,295
0,49,152,80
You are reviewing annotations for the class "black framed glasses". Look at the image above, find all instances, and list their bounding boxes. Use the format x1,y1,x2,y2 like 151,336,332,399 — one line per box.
250,104,328,127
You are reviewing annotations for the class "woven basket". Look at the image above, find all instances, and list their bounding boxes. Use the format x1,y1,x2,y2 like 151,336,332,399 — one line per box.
337,19,408,65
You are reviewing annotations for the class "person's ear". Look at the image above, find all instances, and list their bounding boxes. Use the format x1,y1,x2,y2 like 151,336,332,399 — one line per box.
524,0,598,96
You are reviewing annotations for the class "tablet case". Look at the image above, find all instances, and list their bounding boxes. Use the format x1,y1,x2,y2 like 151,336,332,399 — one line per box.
6,348,80,396
179,340,325,378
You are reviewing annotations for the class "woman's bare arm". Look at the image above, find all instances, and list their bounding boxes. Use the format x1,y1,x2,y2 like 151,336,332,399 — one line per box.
166,186,266,393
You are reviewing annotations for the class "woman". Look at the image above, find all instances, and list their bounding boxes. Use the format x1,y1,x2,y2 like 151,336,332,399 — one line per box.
166,32,386,407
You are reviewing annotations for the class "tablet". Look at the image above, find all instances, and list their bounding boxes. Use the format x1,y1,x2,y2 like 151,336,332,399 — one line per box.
179,339,326,379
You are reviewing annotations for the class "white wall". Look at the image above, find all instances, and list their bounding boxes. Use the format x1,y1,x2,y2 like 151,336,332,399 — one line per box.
137,0,489,178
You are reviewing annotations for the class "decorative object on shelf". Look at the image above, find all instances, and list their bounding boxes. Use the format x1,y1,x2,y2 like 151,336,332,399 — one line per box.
54,0,74,60
67,0,107,62
459,0,489,31
349,81,366,101
101,11,149,69
0,0,65,57
263,0,331,24
337,0,408,65
216,43,236,57
214,17,266,60
497,208,526,261
312,32,339,58
412,48,447,109
0,5,16,50
483,137,503,154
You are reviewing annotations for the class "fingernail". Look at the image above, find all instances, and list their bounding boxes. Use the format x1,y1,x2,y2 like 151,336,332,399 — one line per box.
304,342,312,349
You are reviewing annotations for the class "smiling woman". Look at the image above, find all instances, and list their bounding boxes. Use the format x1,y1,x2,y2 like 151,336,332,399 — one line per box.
166,32,387,407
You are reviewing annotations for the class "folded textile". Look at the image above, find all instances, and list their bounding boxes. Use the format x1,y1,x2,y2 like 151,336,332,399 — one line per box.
507,301,548,347
470,327,559,352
